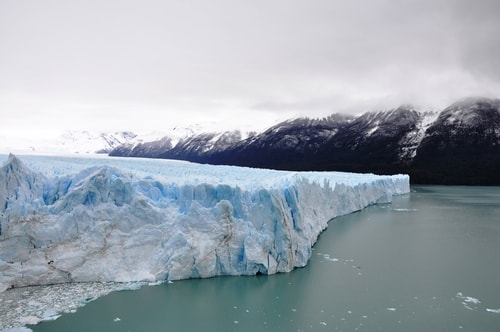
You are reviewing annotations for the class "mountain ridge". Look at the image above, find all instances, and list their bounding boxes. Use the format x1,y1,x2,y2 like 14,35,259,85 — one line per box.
109,97,500,185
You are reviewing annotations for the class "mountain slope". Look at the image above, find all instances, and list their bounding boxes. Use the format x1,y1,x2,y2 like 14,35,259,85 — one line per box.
410,98,500,184
312,106,426,172
159,130,246,162
209,114,354,169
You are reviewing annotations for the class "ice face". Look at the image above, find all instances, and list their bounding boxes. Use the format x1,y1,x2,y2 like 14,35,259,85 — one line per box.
0,154,409,292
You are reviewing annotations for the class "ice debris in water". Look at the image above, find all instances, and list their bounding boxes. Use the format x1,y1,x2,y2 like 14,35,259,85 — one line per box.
316,253,339,262
0,282,142,330
486,308,500,314
456,292,481,311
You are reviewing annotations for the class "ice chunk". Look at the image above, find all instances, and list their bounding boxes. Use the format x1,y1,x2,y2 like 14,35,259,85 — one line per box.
0,154,409,291
0,281,138,330
456,292,481,310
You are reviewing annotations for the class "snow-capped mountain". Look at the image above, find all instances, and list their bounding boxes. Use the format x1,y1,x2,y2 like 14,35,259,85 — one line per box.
411,97,500,184
0,131,139,155
159,130,247,161
0,117,263,155
109,136,174,158
58,131,138,154
109,130,252,160
110,105,440,168
109,97,500,185
208,114,356,169
110,114,354,167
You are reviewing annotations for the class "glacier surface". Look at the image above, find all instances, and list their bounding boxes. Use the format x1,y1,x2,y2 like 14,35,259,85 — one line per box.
0,154,409,292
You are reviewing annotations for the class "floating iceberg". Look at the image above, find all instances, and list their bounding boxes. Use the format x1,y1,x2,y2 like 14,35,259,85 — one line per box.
0,154,409,292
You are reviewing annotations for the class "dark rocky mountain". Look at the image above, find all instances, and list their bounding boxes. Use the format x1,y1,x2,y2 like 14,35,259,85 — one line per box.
410,97,500,185
208,114,355,169
159,130,245,162
109,97,500,185
109,131,246,160
109,136,173,158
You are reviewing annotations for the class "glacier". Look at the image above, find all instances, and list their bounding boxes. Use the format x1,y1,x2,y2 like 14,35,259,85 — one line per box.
0,154,409,292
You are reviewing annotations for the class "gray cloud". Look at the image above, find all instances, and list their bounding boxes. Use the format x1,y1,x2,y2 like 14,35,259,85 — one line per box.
1,0,499,133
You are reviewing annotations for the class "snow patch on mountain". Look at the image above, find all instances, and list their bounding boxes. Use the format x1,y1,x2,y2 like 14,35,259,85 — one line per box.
398,111,439,160
171,130,245,155
441,97,500,127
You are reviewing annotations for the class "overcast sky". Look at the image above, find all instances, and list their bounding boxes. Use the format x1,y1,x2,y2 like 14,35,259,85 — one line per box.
1,0,499,137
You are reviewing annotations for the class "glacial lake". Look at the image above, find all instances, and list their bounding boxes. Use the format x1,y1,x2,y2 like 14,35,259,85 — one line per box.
29,186,500,331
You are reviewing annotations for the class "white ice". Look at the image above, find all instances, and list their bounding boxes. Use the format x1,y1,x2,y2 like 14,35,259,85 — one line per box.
456,292,481,310
0,154,409,293
0,281,138,330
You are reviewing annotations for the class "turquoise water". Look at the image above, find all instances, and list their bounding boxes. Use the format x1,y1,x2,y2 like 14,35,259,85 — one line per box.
31,186,500,331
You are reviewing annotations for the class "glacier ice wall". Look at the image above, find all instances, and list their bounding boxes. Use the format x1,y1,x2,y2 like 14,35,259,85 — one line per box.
0,154,409,292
